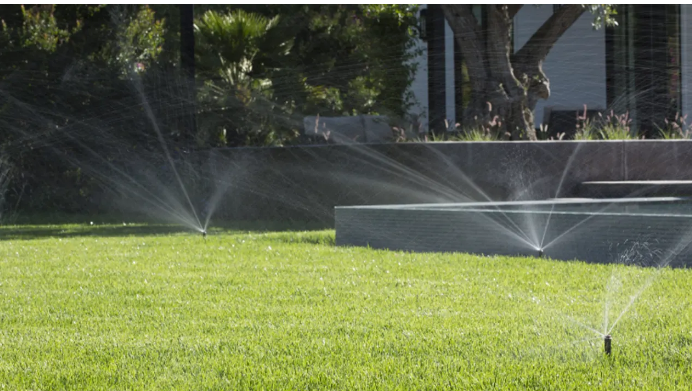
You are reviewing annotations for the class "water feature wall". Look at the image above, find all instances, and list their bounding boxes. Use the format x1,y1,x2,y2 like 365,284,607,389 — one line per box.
205,140,692,223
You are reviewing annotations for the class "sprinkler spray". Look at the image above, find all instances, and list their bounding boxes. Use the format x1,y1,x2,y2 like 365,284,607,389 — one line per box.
604,334,612,356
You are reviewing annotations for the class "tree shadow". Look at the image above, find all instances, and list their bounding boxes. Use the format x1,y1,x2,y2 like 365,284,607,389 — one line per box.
267,231,336,246
0,218,332,241
0,224,196,241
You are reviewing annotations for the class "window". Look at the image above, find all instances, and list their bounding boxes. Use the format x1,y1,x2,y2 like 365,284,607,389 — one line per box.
606,5,681,135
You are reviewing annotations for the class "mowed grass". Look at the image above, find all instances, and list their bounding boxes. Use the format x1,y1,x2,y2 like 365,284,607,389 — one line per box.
1,223,692,390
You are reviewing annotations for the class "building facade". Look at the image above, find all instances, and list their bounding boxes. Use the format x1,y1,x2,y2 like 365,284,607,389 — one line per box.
408,5,690,136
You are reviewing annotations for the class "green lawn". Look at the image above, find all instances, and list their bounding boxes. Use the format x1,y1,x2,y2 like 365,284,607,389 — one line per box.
0,223,691,390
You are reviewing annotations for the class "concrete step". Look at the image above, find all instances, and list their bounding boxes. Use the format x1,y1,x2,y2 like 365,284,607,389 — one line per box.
577,180,692,198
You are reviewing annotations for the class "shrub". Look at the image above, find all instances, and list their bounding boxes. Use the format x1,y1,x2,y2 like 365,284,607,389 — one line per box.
536,124,565,141
598,111,636,140
657,113,692,139
573,105,599,140
573,105,639,140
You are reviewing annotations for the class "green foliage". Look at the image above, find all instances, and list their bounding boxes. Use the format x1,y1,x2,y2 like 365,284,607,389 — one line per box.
0,5,100,75
265,4,419,119
454,126,503,142
0,4,423,212
584,4,619,29
394,103,514,143
110,6,166,76
598,111,635,140
0,5,172,214
15,5,75,51
454,102,508,141
194,9,295,147
391,113,426,142
194,9,289,74
535,124,566,141
573,106,637,140
193,5,421,147
453,130,494,141
574,105,601,140
657,113,692,139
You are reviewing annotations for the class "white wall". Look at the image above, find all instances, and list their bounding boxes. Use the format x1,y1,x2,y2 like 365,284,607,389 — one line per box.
406,5,457,133
682,5,692,121
514,6,607,125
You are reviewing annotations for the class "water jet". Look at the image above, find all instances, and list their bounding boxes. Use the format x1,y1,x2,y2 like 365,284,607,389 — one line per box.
335,197,692,266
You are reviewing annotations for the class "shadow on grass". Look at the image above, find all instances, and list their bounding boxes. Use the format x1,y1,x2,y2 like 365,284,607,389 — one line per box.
267,231,336,246
0,217,332,241
0,224,197,241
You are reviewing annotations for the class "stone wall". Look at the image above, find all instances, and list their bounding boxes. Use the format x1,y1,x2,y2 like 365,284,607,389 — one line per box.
202,140,692,225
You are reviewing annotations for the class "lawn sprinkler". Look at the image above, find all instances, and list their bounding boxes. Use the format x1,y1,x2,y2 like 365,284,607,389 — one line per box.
604,334,612,356
202,230,207,239
537,249,545,258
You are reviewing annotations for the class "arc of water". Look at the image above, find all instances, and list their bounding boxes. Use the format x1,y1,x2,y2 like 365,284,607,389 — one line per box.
0,82,204,231
516,290,606,338
300,144,538,248
423,146,539,248
607,223,692,334
132,75,203,231
58,140,200,229
564,314,605,338
540,143,583,248
542,201,638,251
202,175,233,232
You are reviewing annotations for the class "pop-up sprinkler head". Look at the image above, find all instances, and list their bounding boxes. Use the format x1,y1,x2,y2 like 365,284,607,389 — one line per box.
537,249,544,258
604,334,612,356
202,230,207,239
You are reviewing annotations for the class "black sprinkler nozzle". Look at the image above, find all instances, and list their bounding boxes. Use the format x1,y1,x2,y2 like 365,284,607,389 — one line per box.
538,249,544,258
202,230,207,238
604,334,612,356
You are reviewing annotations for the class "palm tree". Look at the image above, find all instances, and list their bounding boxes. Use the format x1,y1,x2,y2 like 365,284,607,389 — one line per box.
194,9,294,146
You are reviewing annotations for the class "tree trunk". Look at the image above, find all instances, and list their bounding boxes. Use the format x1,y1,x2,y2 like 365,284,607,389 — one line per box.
442,5,535,140
485,5,535,140
442,4,587,141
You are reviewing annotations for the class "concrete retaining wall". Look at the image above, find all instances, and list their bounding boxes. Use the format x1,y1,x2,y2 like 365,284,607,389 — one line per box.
203,140,692,224
335,200,692,266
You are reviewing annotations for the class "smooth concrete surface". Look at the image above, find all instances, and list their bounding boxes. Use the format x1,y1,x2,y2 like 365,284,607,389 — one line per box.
335,198,692,266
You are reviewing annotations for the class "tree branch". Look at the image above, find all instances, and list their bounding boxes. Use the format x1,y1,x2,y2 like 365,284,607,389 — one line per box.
513,4,586,66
